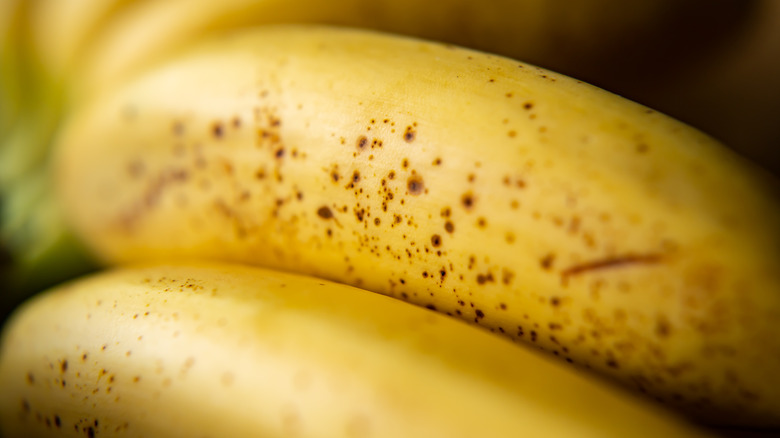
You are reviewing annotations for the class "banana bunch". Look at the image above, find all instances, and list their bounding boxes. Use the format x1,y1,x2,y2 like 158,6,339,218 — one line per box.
51,24,780,429
2,1,780,436
0,261,714,437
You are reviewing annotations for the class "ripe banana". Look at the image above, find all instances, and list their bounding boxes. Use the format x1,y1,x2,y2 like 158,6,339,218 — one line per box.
0,261,714,437
53,25,780,427
0,0,730,323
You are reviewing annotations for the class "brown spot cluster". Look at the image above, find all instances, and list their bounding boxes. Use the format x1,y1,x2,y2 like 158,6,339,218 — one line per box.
98,55,770,427
17,341,134,436
403,123,417,143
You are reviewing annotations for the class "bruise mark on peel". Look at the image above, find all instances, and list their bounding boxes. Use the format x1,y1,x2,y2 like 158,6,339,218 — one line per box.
317,206,334,219
117,168,190,231
560,253,662,286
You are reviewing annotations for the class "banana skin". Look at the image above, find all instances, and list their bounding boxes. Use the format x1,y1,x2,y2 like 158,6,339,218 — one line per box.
54,25,780,427
0,261,715,438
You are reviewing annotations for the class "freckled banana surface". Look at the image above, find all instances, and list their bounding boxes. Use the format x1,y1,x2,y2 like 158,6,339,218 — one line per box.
0,262,713,438
54,25,780,427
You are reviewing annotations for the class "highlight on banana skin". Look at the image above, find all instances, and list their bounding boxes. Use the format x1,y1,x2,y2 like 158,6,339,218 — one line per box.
1,1,780,437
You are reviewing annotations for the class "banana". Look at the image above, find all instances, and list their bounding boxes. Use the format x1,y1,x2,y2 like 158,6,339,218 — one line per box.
0,261,715,437
2,0,733,322
53,25,780,427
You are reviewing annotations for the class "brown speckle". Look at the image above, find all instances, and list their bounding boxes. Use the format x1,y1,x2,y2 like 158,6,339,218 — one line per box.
461,192,475,210
357,136,368,150
541,253,555,270
501,269,515,285
352,170,361,183
407,175,424,195
476,273,494,285
317,206,333,219
444,221,455,233
655,316,671,338
431,234,442,247
212,122,224,139
403,125,416,143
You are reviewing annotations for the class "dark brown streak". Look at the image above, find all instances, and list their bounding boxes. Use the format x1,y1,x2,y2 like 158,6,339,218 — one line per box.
117,167,190,232
560,253,662,286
